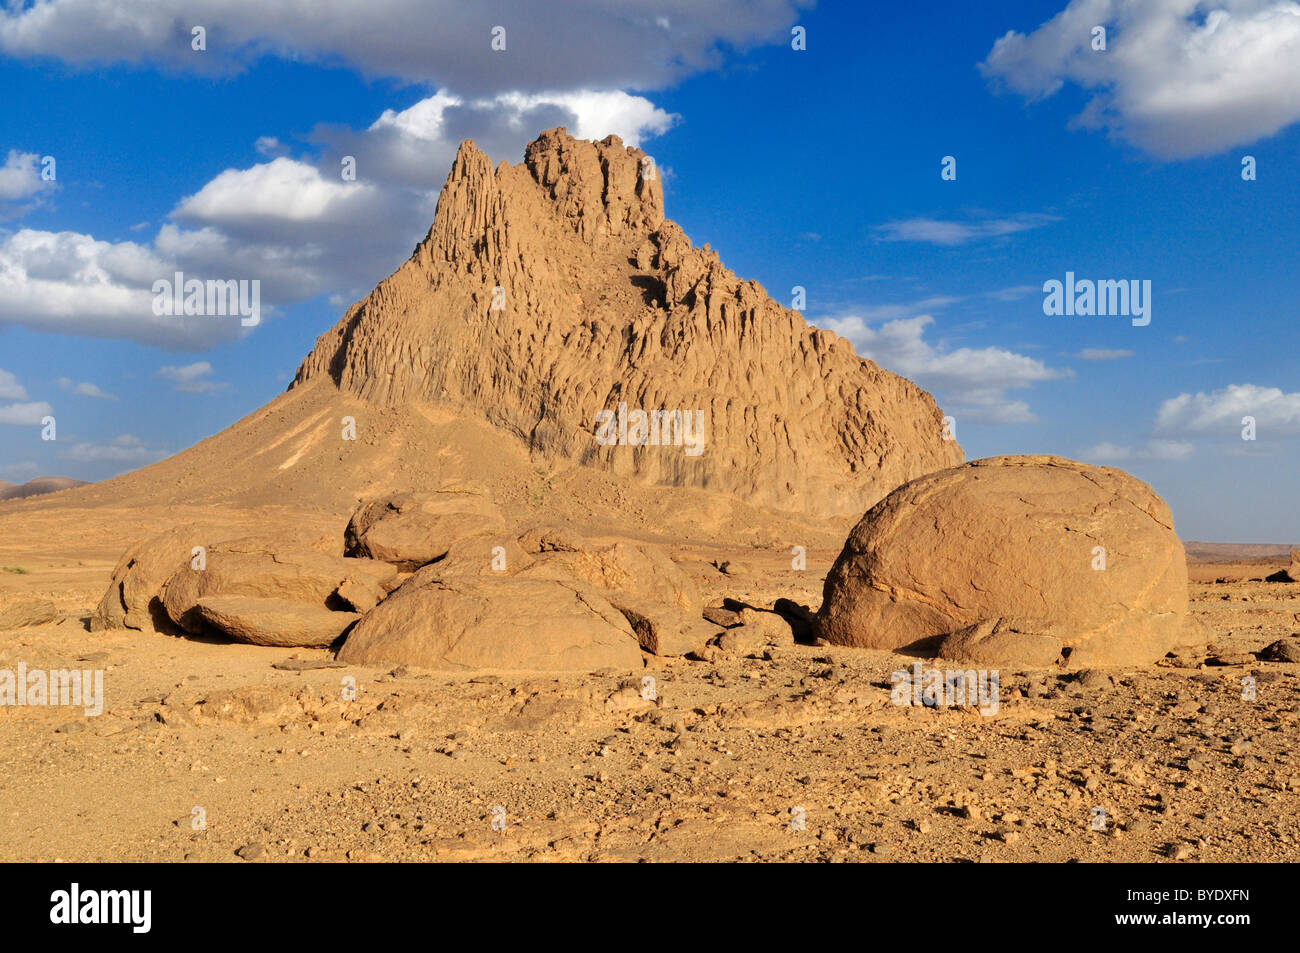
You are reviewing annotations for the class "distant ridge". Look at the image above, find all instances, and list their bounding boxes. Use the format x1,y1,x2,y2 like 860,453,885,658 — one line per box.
0,476,89,502
1184,541,1299,563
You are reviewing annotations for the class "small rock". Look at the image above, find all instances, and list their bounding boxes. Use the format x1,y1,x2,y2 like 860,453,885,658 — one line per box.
272,657,347,671
1257,640,1300,663
1206,653,1255,666
702,606,741,627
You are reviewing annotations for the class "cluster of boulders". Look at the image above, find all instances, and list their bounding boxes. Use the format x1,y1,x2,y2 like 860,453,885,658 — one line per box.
87,456,1202,670
89,485,807,670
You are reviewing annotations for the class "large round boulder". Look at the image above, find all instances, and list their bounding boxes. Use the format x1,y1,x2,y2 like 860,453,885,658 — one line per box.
814,456,1189,667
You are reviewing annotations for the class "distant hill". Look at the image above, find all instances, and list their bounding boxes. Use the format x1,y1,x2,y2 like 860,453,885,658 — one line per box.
0,477,90,501
1184,541,1298,564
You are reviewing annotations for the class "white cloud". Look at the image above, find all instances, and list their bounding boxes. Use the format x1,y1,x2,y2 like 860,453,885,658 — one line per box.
1075,348,1134,360
0,150,53,202
814,313,1070,424
0,400,53,425
62,433,167,465
0,369,52,425
875,214,1058,246
0,369,28,400
57,377,117,399
1080,438,1195,461
0,228,242,348
0,1,809,94
981,0,1300,158
1,87,678,347
322,88,676,190
1154,383,1300,435
486,90,677,145
157,361,223,393
175,158,380,226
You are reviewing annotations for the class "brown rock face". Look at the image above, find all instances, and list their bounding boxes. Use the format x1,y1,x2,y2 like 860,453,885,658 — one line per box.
815,456,1190,667
515,540,715,656
159,539,395,634
91,526,206,631
293,127,961,519
337,573,642,671
344,490,507,570
194,597,359,648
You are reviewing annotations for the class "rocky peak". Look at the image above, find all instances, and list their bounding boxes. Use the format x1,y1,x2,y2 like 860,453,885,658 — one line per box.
292,129,963,518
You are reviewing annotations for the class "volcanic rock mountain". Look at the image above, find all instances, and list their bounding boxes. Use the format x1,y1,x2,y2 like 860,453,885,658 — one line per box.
26,128,961,548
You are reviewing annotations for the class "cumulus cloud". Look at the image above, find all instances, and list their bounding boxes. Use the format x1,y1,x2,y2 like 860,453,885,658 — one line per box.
1154,383,1300,435
157,361,223,393
0,228,246,348
981,0,1300,158
0,0,809,94
1,86,678,347
0,149,54,202
0,369,52,425
1079,382,1300,463
874,214,1059,246
0,401,53,425
174,157,381,227
0,368,28,400
57,377,117,399
814,313,1070,424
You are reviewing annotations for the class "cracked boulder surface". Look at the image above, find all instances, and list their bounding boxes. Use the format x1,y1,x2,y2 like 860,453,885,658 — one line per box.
814,456,1190,667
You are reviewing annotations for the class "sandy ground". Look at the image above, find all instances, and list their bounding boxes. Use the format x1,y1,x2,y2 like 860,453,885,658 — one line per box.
1,524,1297,864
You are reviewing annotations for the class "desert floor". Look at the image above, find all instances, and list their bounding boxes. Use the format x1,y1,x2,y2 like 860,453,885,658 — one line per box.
1,515,1297,863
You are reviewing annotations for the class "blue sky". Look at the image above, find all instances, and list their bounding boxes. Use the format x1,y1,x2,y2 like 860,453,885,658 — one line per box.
0,0,1297,541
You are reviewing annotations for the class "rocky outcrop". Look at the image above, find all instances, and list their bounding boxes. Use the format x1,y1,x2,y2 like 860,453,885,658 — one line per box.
815,456,1190,667
293,127,961,519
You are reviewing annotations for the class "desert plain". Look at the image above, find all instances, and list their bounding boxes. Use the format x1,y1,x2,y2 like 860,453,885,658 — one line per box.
0,130,1297,864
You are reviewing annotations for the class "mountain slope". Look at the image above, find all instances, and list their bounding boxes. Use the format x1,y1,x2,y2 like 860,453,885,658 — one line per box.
12,128,961,547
